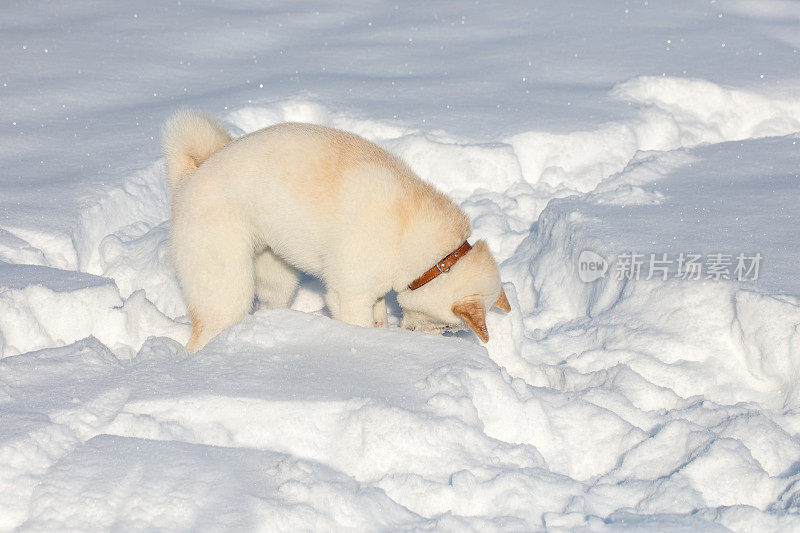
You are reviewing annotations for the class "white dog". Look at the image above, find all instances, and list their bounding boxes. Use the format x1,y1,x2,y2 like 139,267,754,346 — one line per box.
163,110,510,352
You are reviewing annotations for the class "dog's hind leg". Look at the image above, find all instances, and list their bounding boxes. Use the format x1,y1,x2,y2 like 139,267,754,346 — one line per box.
173,208,255,352
324,289,340,317
373,296,387,328
254,248,299,309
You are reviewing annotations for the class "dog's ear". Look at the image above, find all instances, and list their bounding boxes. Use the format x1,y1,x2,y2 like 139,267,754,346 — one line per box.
493,287,511,313
452,299,489,342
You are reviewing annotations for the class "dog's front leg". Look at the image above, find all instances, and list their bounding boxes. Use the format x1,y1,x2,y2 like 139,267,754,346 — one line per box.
334,293,377,328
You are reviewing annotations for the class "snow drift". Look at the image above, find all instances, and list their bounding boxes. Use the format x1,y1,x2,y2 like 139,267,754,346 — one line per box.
2,1,800,530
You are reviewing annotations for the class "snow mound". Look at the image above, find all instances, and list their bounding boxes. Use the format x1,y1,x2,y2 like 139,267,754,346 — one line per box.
0,263,187,359
511,76,800,192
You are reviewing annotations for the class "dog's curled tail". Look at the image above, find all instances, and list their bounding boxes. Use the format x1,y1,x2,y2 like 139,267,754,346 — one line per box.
163,110,232,190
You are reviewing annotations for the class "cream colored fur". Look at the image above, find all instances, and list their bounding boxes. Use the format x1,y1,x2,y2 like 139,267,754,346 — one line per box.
163,110,507,351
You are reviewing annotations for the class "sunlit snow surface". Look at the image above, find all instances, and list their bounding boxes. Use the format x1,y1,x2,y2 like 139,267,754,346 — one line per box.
2,1,800,531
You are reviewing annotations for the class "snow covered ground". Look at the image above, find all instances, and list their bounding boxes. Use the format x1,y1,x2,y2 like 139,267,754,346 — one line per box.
2,1,800,530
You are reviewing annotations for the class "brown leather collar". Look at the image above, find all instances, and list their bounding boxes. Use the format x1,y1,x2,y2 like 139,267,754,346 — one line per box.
408,241,472,290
